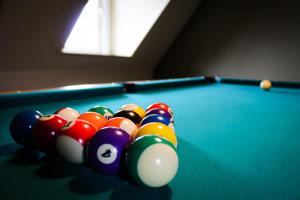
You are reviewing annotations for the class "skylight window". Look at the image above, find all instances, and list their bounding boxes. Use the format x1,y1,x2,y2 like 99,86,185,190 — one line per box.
62,0,170,57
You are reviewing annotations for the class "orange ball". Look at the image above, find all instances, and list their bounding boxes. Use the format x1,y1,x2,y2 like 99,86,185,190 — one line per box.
260,80,272,91
105,117,138,140
78,112,107,130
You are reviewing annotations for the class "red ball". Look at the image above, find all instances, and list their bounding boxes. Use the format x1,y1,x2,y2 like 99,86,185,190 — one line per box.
146,102,173,116
32,114,67,154
56,119,97,163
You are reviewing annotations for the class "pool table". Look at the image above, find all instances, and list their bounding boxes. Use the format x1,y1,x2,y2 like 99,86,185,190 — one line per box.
0,77,300,200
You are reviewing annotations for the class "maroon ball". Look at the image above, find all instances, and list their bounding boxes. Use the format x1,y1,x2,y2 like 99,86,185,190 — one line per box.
145,108,174,123
32,114,67,154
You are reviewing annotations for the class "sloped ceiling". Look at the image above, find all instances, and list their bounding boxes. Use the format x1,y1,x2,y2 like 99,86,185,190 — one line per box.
0,0,202,90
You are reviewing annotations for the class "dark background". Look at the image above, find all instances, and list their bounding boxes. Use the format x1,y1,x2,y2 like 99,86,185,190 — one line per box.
1,0,300,91
155,0,300,81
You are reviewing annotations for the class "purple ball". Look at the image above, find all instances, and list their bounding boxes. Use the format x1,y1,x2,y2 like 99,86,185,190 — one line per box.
145,109,174,123
87,127,130,174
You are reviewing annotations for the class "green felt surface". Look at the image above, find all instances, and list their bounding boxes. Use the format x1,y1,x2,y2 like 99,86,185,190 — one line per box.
1,83,300,200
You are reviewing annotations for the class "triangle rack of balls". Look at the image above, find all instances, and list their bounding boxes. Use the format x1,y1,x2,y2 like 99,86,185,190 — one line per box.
9,103,178,188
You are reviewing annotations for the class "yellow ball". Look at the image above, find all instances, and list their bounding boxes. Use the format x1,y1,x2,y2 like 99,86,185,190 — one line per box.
136,122,177,148
120,104,146,118
260,80,272,91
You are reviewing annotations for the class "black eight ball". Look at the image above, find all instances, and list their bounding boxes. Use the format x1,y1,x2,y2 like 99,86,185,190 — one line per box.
113,110,142,124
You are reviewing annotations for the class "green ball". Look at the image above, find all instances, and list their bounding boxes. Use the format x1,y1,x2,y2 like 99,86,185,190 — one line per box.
88,106,114,120
127,135,179,187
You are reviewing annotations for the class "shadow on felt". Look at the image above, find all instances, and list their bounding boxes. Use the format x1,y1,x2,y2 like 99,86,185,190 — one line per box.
110,183,172,200
10,146,44,165
0,143,20,156
35,156,88,179
69,170,125,194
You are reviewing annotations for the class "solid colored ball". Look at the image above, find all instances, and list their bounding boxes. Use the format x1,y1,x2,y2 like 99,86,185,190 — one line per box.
120,104,146,118
127,135,178,187
54,107,80,122
10,110,43,146
87,127,130,174
113,110,142,125
88,106,114,120
145,109,174,124
78,112,107,130
146,102,173,116
137,122,177,148
140,114,175,131
56,119,97,163
105,117,138,140
32,114,67,154
260,80,272,91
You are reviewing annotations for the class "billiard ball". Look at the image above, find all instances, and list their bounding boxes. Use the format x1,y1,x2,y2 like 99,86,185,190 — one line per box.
54,107,80,122
137,122,177,147
119,104,146,118
56,119,97,163
78,112,107,130
260,80,272,91
145,109,174,124
88,106,114,120
126,135,178,187
113,110,142,125
32,114,67,154
87,127,130,174
10,110,43,146
140,114,175,131
147,102,173,116
105,117,138,140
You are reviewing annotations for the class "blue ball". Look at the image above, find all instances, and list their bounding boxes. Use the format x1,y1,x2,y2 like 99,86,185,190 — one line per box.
10,110,42,146
141,114,175,131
